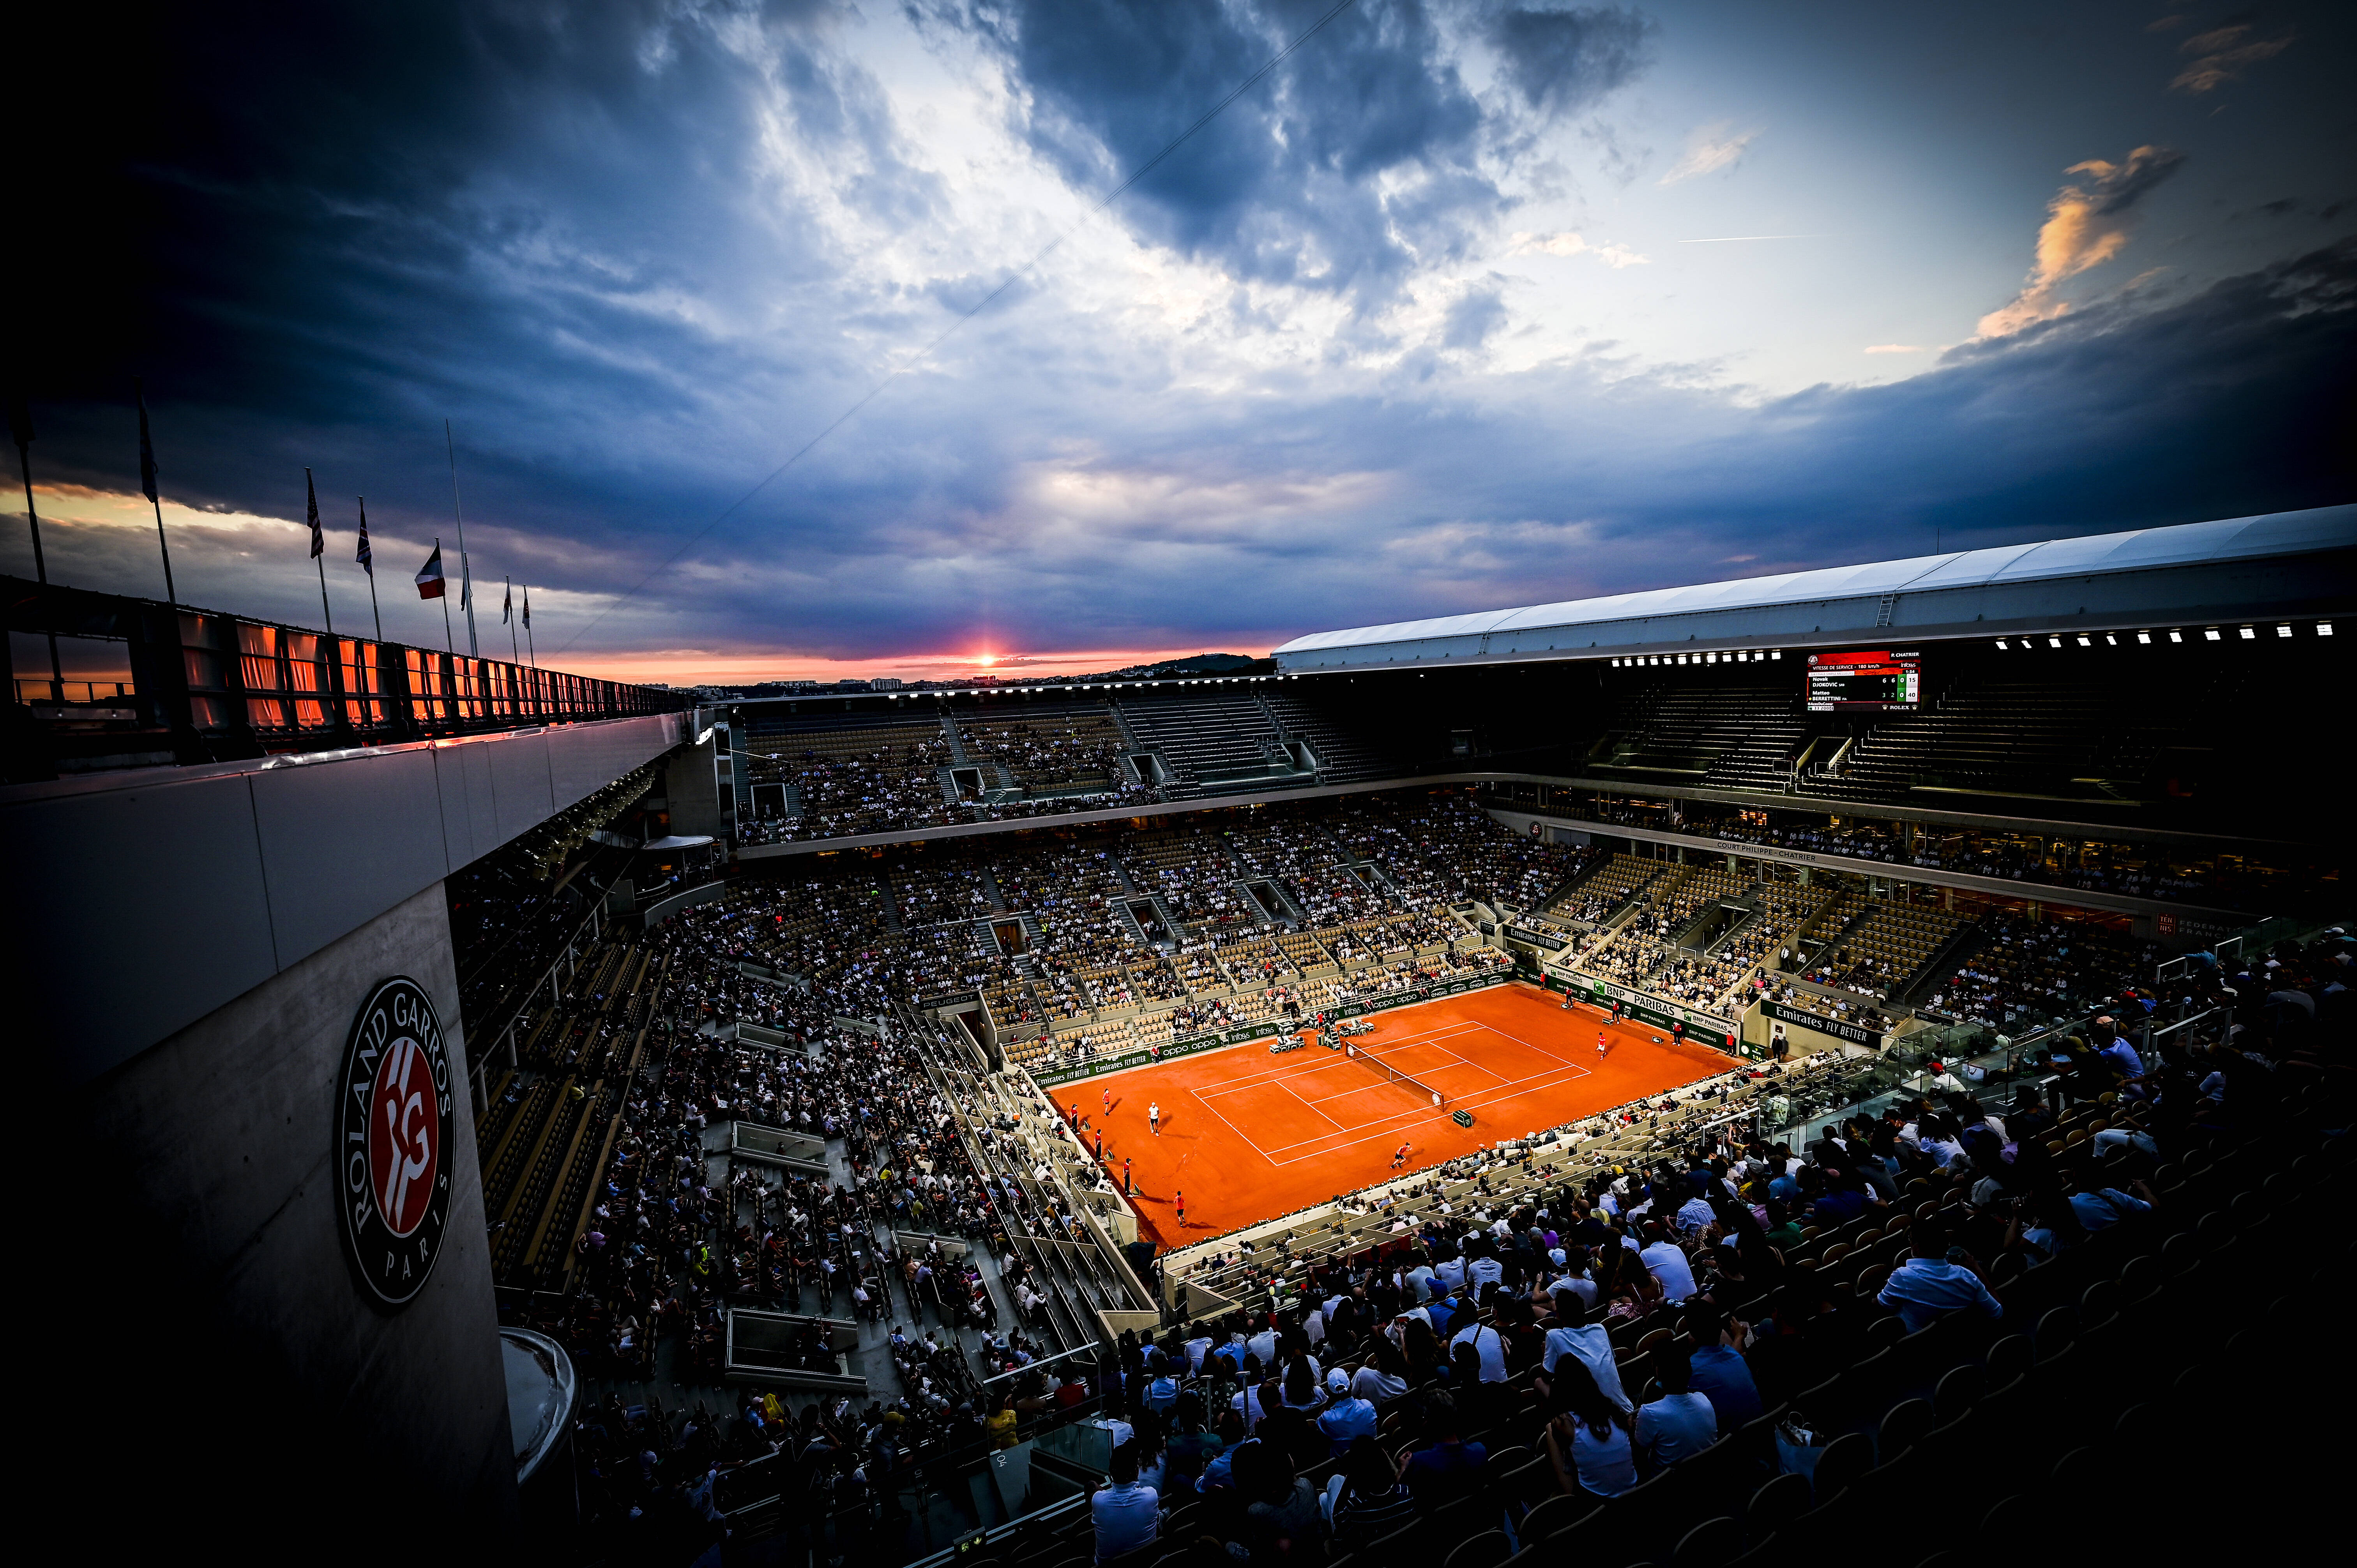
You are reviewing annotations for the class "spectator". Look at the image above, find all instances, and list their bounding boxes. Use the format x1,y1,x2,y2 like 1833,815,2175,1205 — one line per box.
1328,1436,1417,1550
1542,1356,1639,1500
1633,1349,1718,1471
1316,1369,1378,1454
1400,1391,1488,1503
1541,1290,1633,1412
1682,1302,1764,1431
1639,1222,1698,1304
1091,1441,1159,1564
1877,1220,2005,1333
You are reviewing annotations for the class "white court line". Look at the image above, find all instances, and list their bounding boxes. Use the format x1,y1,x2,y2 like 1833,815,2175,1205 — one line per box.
1259,1061,1594,1155
1186,1084,1281,1168
1192,1021,1488,1103
1271,1075,1348,1133
1102,988,1630,1167
1256,1060,1605,1163
1254,1028,1603,1157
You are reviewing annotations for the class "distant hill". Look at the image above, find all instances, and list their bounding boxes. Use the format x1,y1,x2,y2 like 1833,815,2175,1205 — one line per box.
1088,652,1272,679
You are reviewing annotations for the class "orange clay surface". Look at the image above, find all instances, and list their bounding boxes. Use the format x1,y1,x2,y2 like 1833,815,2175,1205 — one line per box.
1062,982,1733,1248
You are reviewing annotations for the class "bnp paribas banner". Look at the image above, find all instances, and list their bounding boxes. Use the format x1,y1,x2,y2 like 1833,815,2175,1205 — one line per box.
1027,971,1513,1088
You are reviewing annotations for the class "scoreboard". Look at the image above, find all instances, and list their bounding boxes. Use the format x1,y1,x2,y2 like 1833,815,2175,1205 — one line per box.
1805,649,1922,712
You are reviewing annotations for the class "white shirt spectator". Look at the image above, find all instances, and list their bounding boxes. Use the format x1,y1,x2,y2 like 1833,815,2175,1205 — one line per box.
1561,1416,1638,1497
1549,1273,1599,1310
1640,1239,1698,1303
1542,1323,1633,1412
1450,1322,1509,1383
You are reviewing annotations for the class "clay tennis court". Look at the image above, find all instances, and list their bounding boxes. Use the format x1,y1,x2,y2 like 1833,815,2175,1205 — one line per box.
1066,981,1733,1247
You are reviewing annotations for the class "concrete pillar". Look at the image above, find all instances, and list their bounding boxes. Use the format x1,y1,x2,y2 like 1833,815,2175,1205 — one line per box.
44,882,515,1540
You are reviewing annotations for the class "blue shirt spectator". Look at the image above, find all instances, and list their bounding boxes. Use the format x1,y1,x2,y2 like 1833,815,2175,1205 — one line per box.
1878,1222,2006,1333
1092,1443,1159,1564
1316,1372,1379,1453
1687,1344,1765,1431
2069,1187,2153,1232
1634,1391,1718,1468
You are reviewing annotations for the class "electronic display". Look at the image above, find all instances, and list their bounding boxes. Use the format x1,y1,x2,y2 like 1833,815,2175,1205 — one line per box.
1805,648,1922,712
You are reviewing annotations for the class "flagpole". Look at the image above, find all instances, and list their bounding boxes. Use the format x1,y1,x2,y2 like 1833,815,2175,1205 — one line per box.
436,536,454,653
523,586,536,666
358,496,383,644
134,378,179,609
7,397,66,703
305,468,334,636
445,420,478,657
506,576,519,661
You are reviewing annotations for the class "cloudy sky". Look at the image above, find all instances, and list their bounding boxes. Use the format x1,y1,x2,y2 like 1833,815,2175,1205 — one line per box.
13,0,2354,683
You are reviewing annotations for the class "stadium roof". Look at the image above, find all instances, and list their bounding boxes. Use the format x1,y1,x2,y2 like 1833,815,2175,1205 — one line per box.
1271,504,2357,672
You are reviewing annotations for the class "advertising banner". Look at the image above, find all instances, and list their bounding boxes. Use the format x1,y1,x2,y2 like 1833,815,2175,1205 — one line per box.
1760,997,1885,1050
1028,973,1511,1087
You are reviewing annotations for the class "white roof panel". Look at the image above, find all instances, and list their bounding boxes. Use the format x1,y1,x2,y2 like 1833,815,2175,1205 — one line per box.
1271,505,2355,656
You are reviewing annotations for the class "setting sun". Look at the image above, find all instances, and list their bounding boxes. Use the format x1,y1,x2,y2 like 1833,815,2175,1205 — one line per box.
975,652,997,667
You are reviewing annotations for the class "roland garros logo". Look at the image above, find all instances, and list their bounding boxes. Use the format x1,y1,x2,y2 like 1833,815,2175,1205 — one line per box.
336,977,454,1309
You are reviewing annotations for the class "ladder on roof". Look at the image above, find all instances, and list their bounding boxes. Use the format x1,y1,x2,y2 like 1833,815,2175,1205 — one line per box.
1875,593,1898,628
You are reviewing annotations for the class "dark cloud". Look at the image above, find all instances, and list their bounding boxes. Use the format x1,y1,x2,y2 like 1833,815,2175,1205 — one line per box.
2088,144,2188,217
10,4,2350,670
974,0,1652,302
983,0,1481,297
1483,5,1657,118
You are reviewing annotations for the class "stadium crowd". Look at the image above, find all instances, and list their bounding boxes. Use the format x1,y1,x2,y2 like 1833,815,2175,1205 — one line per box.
987,924,2347,1568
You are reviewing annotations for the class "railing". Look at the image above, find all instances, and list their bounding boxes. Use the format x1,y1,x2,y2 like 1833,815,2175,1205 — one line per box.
4,572,688,777
16,680,135,707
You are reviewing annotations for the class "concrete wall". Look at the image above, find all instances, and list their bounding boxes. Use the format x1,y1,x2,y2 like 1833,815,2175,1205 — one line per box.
57,880,515,1538
4,711,682,1085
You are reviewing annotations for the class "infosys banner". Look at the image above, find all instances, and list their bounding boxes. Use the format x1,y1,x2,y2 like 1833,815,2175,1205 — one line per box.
1761,997,1885,1051
1028,972,1513,1088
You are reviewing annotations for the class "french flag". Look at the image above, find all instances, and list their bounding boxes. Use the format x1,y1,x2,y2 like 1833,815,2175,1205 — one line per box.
415,543,446,600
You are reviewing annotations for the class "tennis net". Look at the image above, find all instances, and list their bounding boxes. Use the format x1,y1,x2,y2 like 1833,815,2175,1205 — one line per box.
1345,1042,1447,1110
